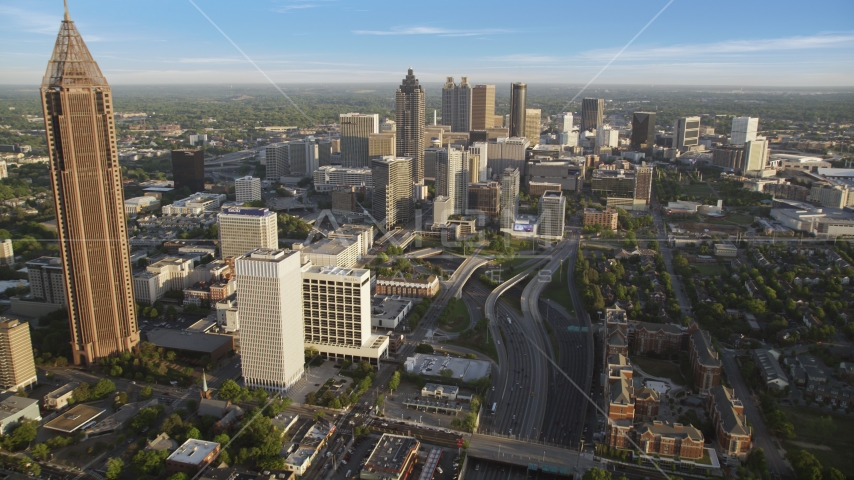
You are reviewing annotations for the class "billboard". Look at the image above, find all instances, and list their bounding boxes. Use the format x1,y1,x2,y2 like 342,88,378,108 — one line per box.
513,223,534,232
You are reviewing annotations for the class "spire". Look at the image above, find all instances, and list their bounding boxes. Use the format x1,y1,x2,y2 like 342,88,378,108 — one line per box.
202,369,208,393
43,3,108,87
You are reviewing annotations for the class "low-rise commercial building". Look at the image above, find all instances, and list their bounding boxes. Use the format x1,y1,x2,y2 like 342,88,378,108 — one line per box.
124,196,160,218
583,208,618,230
328,224,374,257
145,329,234,364
751,348,789,391
44,382,79,410
371,296,413,329
162,193,226,216
166,439,221,476
361,434,420,480
714,244,737,257
0,394,40,434
375,275,439,298
43,404,102,433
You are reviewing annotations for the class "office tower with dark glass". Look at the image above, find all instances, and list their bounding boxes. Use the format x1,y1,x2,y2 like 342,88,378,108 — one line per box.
171,149,205,193
471,84,496,131
395,69,425,184
509,83,527,138
340,113,379,168
581,98,604,132
372,156,413,231
40,6,139,365
442,77,472,133
630,112,656,152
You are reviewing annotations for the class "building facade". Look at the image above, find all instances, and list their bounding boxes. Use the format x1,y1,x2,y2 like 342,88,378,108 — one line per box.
635,421,704,460
500,167,520,230
731,117,759,145
525,108,541,146
41,10,139,365
340,113,379,168
633,322,684,356
630,112,656,152
375,275,440,298
674,116,700,151
471,84,495,131
468,182,501,220
538,191,565,239
368,132,396,160
583,208,618,230
0,319,37,391
508,83,527,138
581,98,604,132
372,156,413,231
217,207,278,259
234,176,261,203
236,249,304,392
707,385,752,461
0,240,12,267
171,149,205,193
26,256,66,305
395,69,425,184
441,77,472,133
313,166,372,191
688,323,722,394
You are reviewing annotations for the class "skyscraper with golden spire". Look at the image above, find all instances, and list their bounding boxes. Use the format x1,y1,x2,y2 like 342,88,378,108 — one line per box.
40,1,139,365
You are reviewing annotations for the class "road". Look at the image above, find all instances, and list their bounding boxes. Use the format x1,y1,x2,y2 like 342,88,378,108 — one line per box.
720,350,788,476
650,202,693,317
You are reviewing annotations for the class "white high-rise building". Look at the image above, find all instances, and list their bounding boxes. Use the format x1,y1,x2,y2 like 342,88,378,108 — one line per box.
436,147,468,215
596,125,619,149
744,137,770,172
731,117,759,145
340,113,379,168
218,207,279,259
301,265,387,363
538,191,566,239
236,249,304,393
468,142,489,182
501,167,520,230
558,113,573,133
0,239,13,267
235,176,261,203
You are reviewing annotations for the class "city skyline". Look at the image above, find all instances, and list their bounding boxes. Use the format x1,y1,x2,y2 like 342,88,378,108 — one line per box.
0,0,852,86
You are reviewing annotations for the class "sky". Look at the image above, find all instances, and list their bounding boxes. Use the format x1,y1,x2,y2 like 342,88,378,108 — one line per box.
2,0,854,86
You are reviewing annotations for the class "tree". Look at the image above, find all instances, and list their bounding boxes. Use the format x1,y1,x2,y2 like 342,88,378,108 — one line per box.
184,427,201,440
92,378,117,399
114,391,129,410
314,411,326,421
2,419,38,450
167,474,189,480
213,433,230,445
415,343,434,354
388,371,401,393
218,379,243,402
185,399,198,412
30,443,49,460
788,450,823,480
140,385,153,399
582,467,612,480
105,457,124,480
440,368,454,379
132,449,169,475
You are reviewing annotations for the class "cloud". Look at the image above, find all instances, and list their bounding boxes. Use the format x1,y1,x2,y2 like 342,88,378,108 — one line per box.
275,4,321,12
0,6,61,35
582,33,854,61
484,54,565,64
353,26,513,36
177,57,246,64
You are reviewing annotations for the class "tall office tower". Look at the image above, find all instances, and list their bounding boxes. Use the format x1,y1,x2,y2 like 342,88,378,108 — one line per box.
730,117,759,145
0,240,12,267
235,176,261,203
236,249,304,393
525,108,541,146
471,84,496,131
302,265,376,361
630,112,656,152
509,83,527,138
538,191,566,239
0,319,37,391
340,113,379,168
317,139,333,167
218,207,278,259
487,137,530,177
501,167,520,229
287,139,318,177
171,149,205,193
436,147,468,215
744,138,769,172
368,132,396,159
26,257,66,305
596,125,619,149
468,181,501,220
41,7,139,365
423,146,442,180
266,142,290,179
674,116,701,151
395,68,425,184
468,142,489,182
581,98,604,132
558,113,573,133
634,166,654,205
372,156,413,231
441,77,472,133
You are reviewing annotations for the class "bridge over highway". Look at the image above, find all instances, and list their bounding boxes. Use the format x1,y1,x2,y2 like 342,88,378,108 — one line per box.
466,433,596,475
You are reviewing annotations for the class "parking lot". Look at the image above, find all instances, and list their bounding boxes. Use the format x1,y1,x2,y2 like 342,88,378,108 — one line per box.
328,433,462,480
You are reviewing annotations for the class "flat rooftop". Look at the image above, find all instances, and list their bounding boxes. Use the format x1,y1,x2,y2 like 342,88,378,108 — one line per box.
301,238,355,256
45,382,80,400
364,434,419,474
145,328,233,354
167,439,220,465
43,404,105,433
219,206,272,216
0,395,38,423
408,353,491,382
304,264,369,278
